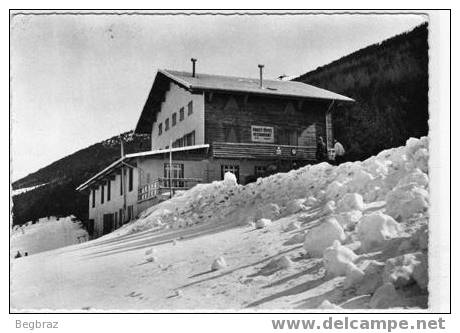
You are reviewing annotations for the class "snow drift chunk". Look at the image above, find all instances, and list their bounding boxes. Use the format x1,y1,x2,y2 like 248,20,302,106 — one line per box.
337,193,364,212
385,183,429,221
356,212,401,252
211,257,227,271
383,252,427,290
283,199,307,215
319,300,342,309
326,181,347,200
369,282,403,309
255,218,271,229
332,210,363,230
303,218,345,257
323,240,359,277
223,172,237,186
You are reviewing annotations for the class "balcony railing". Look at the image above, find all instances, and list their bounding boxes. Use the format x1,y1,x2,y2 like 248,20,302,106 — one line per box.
138,177,203,202
211,142,316,160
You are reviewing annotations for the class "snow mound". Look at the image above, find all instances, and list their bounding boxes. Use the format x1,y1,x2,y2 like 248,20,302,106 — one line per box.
385,183,429,221
356,212,401,251
323,240,359,277
303,218,345,257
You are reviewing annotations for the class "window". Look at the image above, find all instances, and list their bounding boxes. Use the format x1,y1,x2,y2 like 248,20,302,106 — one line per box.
119,208,123,224
103,214,114,235
255,166,267,178
87,219,95,236
127,205,134,221
221,165,240,183
158,123,162,135
107,180,111,201
165,118,170,131
172,113,177,126
128,168,133,192
114,212,118,227
184,130,195,146
179,107,185,121
187,101,193,115
91,189,95,208
164,163,185,188
100,184,105,204
120,172,123,195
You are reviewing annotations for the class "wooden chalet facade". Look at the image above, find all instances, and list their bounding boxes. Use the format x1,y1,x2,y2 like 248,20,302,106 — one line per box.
77,66,353,238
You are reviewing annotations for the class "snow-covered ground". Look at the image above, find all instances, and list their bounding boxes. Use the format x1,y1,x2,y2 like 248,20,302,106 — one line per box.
11,137,429,311
11,216,89,258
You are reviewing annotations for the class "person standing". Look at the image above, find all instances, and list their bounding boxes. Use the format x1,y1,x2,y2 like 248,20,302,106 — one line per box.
334,139,346,165
316,136,327,162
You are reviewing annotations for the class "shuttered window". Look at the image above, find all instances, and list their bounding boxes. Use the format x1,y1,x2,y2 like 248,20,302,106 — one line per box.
179,107,185,121
100,184,104,204
128,168,133,192
187,101,193,115
158,123,162,135
172,113,177,126
91,189,95,208
107,180,111,201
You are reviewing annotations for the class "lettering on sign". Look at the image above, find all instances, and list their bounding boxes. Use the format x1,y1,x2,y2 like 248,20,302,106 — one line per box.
251,125,274,143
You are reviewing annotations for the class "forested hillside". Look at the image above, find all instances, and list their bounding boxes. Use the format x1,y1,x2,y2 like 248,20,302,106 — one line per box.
294,23,428,161
12,131,150,226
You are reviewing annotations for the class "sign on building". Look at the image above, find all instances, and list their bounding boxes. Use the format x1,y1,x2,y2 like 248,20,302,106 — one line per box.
251,125,274,143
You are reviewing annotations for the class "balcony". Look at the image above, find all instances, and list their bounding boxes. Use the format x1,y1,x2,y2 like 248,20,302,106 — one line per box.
138,177,203,202
211,142,316,160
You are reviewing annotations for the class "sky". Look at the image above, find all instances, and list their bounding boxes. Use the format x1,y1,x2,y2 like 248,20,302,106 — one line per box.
10,11,427,181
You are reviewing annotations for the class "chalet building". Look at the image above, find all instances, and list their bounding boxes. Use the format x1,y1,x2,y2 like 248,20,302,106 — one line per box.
77,61,353,238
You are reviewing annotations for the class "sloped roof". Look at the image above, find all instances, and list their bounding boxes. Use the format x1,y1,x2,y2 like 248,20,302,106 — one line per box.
76,144,210,191
161,69,354,102
135,69,354,134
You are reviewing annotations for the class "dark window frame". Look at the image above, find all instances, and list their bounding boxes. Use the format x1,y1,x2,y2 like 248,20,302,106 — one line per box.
158,123,163,135
165,118,170,131
221,164,240,183
187,101,193,115
179,107,185,121
107,180,111,201
172,112,177,126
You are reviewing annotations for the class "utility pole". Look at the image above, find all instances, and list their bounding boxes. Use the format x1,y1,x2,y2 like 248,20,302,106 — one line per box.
120,135,127,224
169,139,173,199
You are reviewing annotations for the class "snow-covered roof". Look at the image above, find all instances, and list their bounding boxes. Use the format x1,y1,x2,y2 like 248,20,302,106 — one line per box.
160,69,355,102
76,144,210,191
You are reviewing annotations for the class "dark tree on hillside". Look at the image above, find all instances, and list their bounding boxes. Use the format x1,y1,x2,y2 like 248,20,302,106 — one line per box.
294,23,428,161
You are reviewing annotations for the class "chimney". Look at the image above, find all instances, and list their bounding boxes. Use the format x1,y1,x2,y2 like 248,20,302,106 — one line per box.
191,58,197,77
258,64,264,88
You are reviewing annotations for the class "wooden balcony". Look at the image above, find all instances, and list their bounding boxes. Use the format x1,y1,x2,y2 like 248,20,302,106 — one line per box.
211,142,316,160
138,177,203,202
